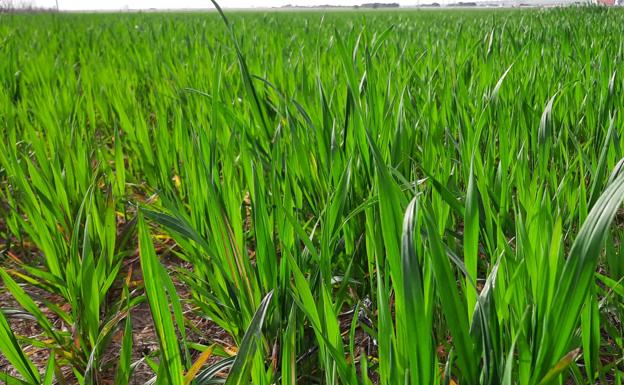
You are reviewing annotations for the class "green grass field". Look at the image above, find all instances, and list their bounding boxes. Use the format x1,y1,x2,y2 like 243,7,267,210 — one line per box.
1,5,624,384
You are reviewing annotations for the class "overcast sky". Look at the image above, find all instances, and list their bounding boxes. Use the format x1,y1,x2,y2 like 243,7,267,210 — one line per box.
32,0,390,10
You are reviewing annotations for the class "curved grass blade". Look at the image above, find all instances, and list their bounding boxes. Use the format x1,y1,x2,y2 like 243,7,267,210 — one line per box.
535,171,624,382
224,291,273,385
115,311,133,385
401,196,435,385
423,208,478,382
138,213,184,385
0,308,40,384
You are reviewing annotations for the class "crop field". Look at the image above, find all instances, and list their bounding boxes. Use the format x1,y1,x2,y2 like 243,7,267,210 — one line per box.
1,5,624,385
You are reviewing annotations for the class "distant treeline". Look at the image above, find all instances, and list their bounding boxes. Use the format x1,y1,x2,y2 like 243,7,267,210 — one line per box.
356,3,400,7
0,0,56,12
281,3,400,8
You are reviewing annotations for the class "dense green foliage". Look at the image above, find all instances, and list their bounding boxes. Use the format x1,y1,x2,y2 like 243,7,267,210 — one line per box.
1,6,624,384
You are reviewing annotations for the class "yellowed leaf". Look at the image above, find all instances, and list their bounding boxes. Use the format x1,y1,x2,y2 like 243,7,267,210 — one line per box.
183,345,214,385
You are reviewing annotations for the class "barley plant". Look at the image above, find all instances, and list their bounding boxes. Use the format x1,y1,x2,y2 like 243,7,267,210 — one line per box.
1,4,624,385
